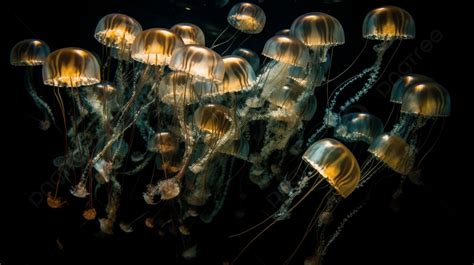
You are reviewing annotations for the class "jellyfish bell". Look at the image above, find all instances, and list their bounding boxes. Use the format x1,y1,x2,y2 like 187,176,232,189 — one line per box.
363,6,415,40
158,178,181,200
148,132,178,154
42,47,101,88
170,23,205,46
231,48,260,72
262,35,310,67
334,112,384,144
391,74,434,104
131,28,184,66
169,45,225,83
159,71,213,105
47,192,65,209
267,79,311,120
94,13,142,49
290,12,345,48
10,39,50,66
303,138,361,198
368,133,415,175
227,2,266,34
83,208,97,220
401,82,451,117
217,55,257,94
194,103,236,138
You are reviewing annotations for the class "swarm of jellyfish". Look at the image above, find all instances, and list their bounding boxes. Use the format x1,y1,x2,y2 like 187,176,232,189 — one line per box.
11,2,451,264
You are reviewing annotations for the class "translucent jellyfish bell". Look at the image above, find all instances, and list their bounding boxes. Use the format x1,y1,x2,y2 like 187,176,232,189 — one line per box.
401,82,451,117
10,39,50,66
267,79,306,112
227,2,266,34
170,23,205,46
368,133,414,175
363,6,415,40
43,47,101,87
262,36,310,67
94,13,142,49
303,138,361,198
194,104,235,137
217,55,256,94
149,132,178,154
231,48,260,72
169,45,225,82
131,28,184,66
335,113,384,144
290,12,345,47
391,74,434,104
159,71,211,105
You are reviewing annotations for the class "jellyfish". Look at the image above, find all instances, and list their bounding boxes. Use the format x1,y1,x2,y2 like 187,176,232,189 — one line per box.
131,28,184,66
94,13,142,50
211,2,265,53
158,71,210,106
275,29,290,36
43,47,101,88
231,47,260,72
334,112,384,144
362,133,415,182
216,55,257,95
10,39,55,127
308,6,415,145
189,104,237,173
170,23,205,46
392,80,451,139
390,74,434,104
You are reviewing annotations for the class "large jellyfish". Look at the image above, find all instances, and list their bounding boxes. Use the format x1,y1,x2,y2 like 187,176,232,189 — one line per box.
170,23,206,46
94,13,142,50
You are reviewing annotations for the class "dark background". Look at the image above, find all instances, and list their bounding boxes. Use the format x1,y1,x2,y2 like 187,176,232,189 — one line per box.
2,0,472,264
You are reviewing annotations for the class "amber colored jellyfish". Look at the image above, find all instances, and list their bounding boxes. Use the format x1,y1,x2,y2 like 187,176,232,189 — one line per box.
390,74,434,104
170,23,205,46
393,80,450,138
365,133,415,179
211,2,266,51
10,39,55,128
217,55,257,95
131,28,184,66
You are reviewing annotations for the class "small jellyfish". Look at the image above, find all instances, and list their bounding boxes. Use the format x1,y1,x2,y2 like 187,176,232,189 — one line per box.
363,6,415,40
217,55,257,94
148,132,178,154
227,2,266,34
10,39,50,66
42,47,101,87
290,12,345,48
368,133,415,175
157,178,181,200
262,35,310,67
231,47,260,72
119,222,134,233
94,13,142,49
178,225,190,235
390,74,434,104
99,218,114,235
82,208,97,220
401,82,451,117
334,112,384,144
144,217,155,228
47,192,65,209
169,45,225,82
131,28,184,66
170,23,205,46
70,181,90,198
